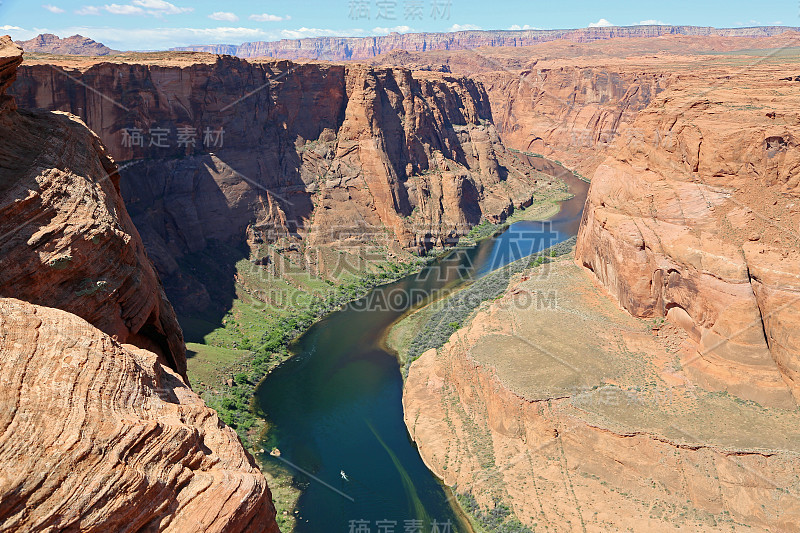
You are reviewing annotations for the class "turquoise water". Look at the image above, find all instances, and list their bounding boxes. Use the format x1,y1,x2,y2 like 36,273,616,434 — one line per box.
255,163,589,532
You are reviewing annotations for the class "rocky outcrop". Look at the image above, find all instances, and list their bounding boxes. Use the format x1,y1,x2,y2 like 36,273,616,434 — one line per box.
0,298,278,532
405,257,800,532
402,38,800,531
172,26,800,60
0,36,278,531
11,54,555,315
1,38,186,379
575,60,800,408
369,33,800,177
476,62,668,176
16,34,116,56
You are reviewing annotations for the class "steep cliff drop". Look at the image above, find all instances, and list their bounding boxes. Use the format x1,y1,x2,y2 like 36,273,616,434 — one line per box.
575,58,800,408
11,53,559,318
403,42,800,531
0,36,279,532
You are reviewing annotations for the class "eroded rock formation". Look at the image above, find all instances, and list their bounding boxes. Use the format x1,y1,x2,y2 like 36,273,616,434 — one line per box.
403,37,800,532
0,298,278,532
16,34,117,56
0,36,278,532
11,54,555,314
0,39,185,379
575,60,800,408
405,257,800,532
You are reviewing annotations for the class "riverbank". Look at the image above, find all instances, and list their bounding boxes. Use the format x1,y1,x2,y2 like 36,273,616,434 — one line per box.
182,159,576,529
403,251,800,531
385,237,577,375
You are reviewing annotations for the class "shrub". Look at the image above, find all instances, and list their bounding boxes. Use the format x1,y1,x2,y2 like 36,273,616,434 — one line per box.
405,237,576,374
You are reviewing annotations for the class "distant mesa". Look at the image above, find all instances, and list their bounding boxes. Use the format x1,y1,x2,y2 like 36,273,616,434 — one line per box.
171,25,800,61
16,33,117,56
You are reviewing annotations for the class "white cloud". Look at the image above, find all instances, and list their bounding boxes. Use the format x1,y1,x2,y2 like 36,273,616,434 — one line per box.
588,18,614,28
42,4,65,13
132,0,192,15
75,5,102,15
73,25,269,48
0,26,41,41
508,24,540,30
249,13,289,22
636,19,666,25
371,25,412,34
105,4,145,15
209,11,239,22
81,0,192,17
449,24,481,32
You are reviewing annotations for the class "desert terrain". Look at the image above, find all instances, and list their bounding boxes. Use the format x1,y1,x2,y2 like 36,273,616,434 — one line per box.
2,22,799,533
400,33,800,532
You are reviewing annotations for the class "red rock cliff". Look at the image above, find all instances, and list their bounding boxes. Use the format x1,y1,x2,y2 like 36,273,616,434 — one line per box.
575,59,800,408
11,54,552,314
0,36,279,532
1,42,186,379
172,26,799,60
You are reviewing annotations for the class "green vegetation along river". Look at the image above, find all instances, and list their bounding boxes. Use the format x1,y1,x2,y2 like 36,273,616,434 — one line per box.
255,159,590,532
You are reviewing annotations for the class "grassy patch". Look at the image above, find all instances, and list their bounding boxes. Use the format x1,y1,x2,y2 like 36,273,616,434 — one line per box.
457,492,534,533
397,237,576,375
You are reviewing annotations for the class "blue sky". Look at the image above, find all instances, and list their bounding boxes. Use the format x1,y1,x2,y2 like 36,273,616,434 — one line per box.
0,0,796,50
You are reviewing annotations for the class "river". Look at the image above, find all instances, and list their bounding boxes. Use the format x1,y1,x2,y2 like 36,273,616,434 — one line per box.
255,158,590,532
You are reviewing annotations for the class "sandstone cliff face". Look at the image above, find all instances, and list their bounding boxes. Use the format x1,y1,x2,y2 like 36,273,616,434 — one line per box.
575,62,800,408
0,298,279,532
173,26,799,60
368,34,800,177
0,36,278,531
476,63,668,176
405,258,800,532
11,55,551,314
1,40,186,379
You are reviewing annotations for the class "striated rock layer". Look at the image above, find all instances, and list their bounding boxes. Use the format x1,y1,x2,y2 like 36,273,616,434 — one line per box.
403,39,800,532
0,298,279,532
0,36,278,531
405,257,800,532
0,38,186,380
172,25,799,60
11,54,555,314
370,33,800,177
575,59,800,408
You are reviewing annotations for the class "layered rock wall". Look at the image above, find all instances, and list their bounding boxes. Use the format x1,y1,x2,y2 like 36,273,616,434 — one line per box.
11,55,551,313
172,26,800,60
575,62,800,408
0,36,279,532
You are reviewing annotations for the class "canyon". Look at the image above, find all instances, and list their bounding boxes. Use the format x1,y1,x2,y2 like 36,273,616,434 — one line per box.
3,25,800,532
10,52,560,319
0,36,279,532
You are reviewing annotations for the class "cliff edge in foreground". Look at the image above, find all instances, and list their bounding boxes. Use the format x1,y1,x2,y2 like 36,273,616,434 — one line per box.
0,36,279,532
